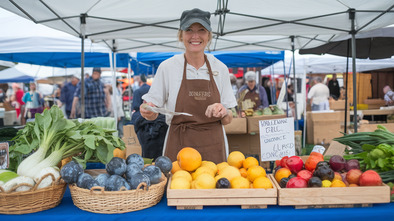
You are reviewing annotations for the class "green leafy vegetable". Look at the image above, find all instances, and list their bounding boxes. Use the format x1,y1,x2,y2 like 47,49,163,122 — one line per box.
9,106,125,177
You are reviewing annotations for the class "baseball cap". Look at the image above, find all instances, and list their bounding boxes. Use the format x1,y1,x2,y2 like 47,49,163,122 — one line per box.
180,8,212,32
244,71,256,81
92,67,101,74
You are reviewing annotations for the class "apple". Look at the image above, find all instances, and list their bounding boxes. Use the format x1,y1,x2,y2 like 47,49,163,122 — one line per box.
359,170,382,186
286,156,303,173
346,169,363,185
297,170,313,182
286,177,308,188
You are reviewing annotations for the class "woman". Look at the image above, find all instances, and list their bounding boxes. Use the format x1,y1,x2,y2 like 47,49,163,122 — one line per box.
22,82,43,119
140,8,237,163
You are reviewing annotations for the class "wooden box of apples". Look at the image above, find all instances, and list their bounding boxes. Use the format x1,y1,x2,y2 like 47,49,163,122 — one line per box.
269,153,391,208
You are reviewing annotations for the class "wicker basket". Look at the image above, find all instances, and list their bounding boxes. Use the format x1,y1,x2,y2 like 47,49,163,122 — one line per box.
69,174,167,214
0,174,67,214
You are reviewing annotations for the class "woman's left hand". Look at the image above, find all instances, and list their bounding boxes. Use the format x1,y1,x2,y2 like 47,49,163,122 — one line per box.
205,103,228,118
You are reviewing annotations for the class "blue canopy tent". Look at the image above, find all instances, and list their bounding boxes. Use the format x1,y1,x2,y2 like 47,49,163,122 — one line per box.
0,52,130,68
131,51,285,75
0,66,35,83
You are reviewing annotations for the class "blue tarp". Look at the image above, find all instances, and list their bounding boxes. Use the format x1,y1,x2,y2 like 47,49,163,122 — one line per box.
0,52,130,68
0,66,35,83
131,51,285,75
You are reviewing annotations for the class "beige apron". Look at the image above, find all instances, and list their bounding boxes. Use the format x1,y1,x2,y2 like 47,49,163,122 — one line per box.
164,55,226,164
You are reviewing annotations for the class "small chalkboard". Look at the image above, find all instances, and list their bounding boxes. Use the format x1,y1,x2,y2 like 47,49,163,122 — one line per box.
0,142,9,169
259,117,295,162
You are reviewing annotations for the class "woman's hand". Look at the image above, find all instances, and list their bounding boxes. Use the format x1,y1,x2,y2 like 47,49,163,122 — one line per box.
205,103,227,118
205,103,233,125
140,102,159,121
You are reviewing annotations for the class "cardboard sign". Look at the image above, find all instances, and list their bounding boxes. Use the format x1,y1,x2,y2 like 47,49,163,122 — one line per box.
0,142,9,169
259,117,295,161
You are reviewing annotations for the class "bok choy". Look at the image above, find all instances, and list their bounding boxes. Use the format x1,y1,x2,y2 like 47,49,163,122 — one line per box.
9,106,125,178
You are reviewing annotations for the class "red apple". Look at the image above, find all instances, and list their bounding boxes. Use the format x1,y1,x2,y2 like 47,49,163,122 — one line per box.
297,170,313,182
280,156,289,168
359,170,382,186
286,156,304,173
286,177,308,188
346,169,363,185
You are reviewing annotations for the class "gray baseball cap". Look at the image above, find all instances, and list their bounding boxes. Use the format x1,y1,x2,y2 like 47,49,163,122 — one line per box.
180,8,212,32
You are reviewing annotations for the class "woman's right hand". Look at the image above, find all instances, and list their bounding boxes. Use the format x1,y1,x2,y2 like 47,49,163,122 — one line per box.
140,102,159,121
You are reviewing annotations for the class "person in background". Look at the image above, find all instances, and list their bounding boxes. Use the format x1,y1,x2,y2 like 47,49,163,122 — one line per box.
10,84,25,121
383,85,394,106
140,8,237,163
237,71,269,111
131,74,150,124
60,76,79,118
22,82,43,119
114,81,125,137
70,67,107,119
132,75,141,92
0,89,4,103
133,75,168,160
307,76,330,111
262,77,272,104
328,73,340,100
229,73,238,97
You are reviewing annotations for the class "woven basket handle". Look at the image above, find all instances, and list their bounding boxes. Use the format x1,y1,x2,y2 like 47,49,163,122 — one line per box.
136,182,148,191
33,173,57,191
3,182,35,193
90,186,105,193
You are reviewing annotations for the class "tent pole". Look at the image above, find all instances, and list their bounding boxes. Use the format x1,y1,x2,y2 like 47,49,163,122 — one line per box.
80,14,86,119
291,37,299,130
127,59,132,120
112,52,118,122
344,39,350,134
350,9,358,133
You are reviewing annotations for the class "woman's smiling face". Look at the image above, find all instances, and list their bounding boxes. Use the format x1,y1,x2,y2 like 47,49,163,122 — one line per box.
182,23,210,53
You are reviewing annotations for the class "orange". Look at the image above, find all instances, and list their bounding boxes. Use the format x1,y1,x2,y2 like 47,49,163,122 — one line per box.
172,170,192,182
171,161,182,174
113,148,126,159
239,168,247,178
227,151,245,168
177,147,202,172
216,162,230,174
201,161,218,174
230,176,250,189
243,157,259,170
330,179,346,187
305,155,324,171
218,166,241,181
247,165,266,182
194,173,216,189
274,168,292,183
170,177,191,189
253,176,273,189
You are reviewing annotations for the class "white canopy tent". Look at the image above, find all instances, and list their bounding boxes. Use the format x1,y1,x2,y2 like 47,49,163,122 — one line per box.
1,0,394,129
1,0,393,52
261,51,394,76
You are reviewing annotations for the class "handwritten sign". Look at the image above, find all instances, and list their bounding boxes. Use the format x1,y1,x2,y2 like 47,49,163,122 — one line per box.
259,117,295,161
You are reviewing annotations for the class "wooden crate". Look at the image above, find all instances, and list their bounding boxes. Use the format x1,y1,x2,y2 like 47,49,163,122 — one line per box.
269,174,390,209
167,175,277,210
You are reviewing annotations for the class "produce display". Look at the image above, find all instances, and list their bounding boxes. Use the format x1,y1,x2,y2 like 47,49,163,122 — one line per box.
242,105,285,117
61,154,172,191
170,148,273,189
274,152,384,188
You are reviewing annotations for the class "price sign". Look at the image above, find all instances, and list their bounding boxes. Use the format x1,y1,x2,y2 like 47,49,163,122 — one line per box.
259,117,295,161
